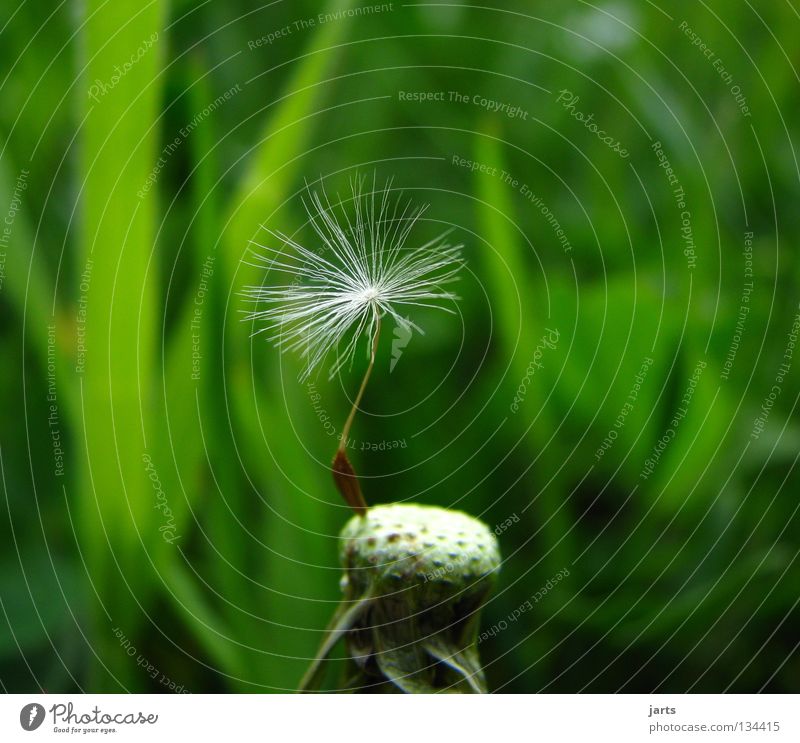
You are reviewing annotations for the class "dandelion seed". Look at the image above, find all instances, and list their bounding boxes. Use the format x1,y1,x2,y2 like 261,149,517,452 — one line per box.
242,175,464,381
242,174,464,515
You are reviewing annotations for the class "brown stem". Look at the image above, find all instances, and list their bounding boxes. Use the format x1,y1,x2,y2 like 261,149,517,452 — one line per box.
332,311,381,515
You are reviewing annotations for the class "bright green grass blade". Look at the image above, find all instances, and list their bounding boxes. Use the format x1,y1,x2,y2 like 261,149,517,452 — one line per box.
77,0,165,689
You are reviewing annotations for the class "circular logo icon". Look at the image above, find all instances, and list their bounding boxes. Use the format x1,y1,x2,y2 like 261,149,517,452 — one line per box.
20,703,45,731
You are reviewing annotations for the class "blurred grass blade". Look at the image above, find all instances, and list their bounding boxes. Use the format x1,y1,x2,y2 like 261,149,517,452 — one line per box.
0,156,76,415
162,560,245,687
157,52,224,556
473,124,573,566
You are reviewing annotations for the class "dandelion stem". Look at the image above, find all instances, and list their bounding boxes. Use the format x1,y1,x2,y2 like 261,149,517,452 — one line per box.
339,311,381,453
331,311,381,515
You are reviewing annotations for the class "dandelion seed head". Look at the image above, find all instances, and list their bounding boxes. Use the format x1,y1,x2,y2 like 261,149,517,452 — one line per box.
242,175,464,380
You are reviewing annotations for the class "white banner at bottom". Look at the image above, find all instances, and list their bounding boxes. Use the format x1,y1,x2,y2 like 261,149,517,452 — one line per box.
0,693,795,742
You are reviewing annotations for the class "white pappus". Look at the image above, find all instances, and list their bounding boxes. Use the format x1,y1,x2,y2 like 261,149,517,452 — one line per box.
242,175,464,380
